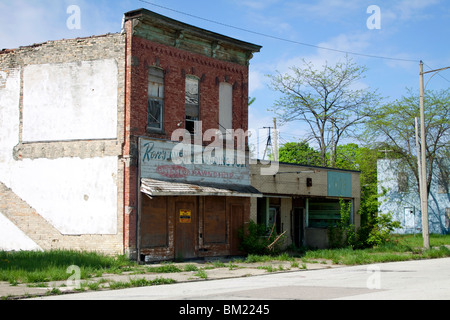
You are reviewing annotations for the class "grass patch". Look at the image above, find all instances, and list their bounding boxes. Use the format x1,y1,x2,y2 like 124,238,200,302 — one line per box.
303,234,450,265
0,250,135,284
194,270,208,279
1,234,448,291
108,277,176,290
245,253,295,263
183,264,199,272
146,264,182,273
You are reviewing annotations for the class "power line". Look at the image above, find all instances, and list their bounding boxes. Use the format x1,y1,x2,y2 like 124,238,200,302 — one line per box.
423,62,450,84
138,0,419,63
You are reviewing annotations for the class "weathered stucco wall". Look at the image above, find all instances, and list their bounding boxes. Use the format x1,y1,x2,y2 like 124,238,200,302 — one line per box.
0,34,126,254
22,59,118,142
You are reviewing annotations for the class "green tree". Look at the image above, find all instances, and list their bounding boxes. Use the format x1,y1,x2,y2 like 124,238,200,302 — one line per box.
277,141,321,166
364,88,450,196
334,143,360,170
268,56,380,167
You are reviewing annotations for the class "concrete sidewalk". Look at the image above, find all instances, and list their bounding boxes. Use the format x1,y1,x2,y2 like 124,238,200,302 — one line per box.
0,258,341,300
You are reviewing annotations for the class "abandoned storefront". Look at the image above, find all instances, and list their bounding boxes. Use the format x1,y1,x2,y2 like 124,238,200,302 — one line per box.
138,138,261,262
251,162,361,249
0,9,261,259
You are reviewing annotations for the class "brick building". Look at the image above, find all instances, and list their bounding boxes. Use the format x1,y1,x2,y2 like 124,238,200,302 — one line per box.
0,9,261,261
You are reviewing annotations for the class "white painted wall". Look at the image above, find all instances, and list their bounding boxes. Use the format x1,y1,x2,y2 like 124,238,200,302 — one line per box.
0,61,119,242
378,159,450,234
0,212,42,251
22,59,118,142
0,69,20,164
9,157,118,235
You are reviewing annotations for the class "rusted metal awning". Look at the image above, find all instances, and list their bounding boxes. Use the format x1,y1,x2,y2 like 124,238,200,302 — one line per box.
141,178,262,198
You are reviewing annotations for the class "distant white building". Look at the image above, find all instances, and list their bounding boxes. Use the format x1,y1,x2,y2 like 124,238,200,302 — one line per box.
378,159,450,235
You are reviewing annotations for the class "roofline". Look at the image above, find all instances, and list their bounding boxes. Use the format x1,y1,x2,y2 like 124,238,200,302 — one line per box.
124,8,262,53
1,33,121,55
251,159,361,174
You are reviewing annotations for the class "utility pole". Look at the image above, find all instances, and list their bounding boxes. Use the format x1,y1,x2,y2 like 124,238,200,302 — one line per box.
262,126,273,161
419,61,450,249
415,117,423,237
273,118,279,162
419,61,430,249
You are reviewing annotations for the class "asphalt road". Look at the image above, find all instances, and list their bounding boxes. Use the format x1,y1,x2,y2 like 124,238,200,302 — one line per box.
31,257,450,301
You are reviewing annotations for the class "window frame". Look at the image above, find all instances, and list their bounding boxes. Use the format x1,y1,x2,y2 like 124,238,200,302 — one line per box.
185,75,200,135
147,67,165,133
219,82,233,134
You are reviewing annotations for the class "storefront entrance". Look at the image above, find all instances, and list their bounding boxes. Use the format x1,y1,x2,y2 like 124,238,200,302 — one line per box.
175,198,197,260
139,195,251,262
293,207,304,248
137,137,262,262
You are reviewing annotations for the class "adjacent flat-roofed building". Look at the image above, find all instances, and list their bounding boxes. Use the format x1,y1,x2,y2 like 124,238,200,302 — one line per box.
251,161,361,249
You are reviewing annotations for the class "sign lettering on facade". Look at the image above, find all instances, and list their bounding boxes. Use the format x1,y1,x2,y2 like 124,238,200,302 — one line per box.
139,138,251,186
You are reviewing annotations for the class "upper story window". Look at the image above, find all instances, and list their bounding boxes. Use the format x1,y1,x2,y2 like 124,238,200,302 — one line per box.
398,172,409,193
219,82,233,135
147,67,164,132
185,76,200,134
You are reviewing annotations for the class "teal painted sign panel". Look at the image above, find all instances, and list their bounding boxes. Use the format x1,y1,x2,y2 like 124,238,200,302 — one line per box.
328,171,352,197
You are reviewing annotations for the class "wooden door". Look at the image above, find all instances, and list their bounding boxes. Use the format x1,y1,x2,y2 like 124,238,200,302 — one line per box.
293,207,304,248
230,204,244,255
174,198,197,260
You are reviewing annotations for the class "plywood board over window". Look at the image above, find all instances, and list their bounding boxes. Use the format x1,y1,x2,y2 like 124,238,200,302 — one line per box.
203,197,227,244
219,82,232,133
140,195,168,248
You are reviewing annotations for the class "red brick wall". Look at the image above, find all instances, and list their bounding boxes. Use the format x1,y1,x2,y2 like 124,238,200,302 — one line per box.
129,36,250,139
123,20,251,256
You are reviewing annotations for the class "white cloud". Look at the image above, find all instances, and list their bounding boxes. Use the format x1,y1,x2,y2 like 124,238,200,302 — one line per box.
271,32,373,76
249,69,266,95
396,0,441,20
0,0,62,49
0,0,122,50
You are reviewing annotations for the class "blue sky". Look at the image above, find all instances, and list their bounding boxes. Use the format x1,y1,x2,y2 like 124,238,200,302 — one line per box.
1,0,449,157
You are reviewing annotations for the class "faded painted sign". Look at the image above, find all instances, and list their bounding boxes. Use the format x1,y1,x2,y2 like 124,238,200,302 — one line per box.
179,210,191,223
139,137,251,186
327,171,352,198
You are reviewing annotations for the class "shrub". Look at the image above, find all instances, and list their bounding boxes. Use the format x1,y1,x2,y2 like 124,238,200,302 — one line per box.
328,199,401,249
366,212,402,247
239,221,285,255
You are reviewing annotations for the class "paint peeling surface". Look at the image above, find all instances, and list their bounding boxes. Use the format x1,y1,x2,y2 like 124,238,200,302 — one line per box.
0,68,20,164
22,59,118,142
6,157,119,235
378,159,450,234
139,138,251,186
141,178,261,197
0,212,42,251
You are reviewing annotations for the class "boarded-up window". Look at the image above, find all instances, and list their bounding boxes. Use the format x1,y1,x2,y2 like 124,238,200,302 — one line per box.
328,171,352,197
203,197,227,244
148,67,164,131
185,76,200,134
140,195,168,248
308,199,351,228
219,82,232,133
